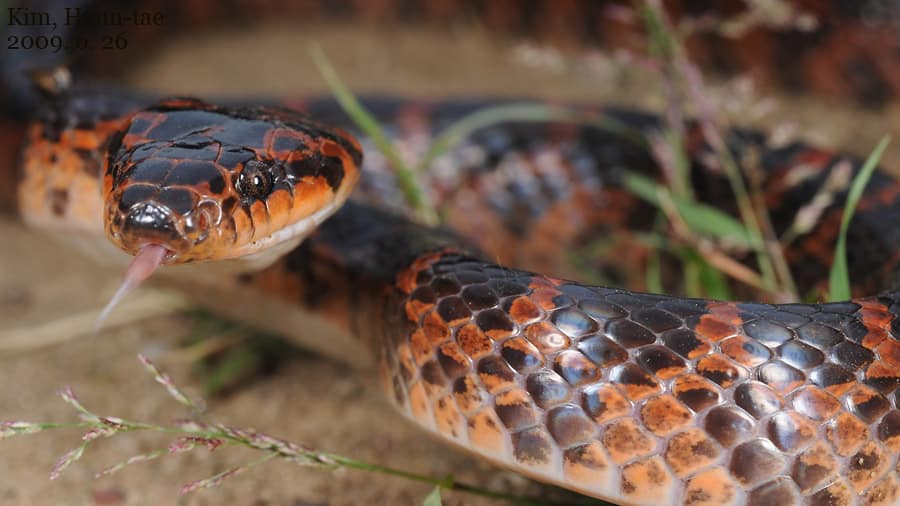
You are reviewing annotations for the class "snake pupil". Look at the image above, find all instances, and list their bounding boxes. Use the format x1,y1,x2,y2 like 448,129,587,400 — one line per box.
238,160,274,201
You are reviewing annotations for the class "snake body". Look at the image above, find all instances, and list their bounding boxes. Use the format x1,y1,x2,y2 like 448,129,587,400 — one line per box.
8,77,900,506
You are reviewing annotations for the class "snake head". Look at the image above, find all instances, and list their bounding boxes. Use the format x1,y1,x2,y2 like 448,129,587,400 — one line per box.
102,98,362,265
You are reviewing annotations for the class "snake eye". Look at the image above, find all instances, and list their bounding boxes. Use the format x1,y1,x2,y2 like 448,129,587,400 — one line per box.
237,160,274,200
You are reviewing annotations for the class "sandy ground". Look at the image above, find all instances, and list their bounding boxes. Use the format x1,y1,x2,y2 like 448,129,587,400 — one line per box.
2,17,900,506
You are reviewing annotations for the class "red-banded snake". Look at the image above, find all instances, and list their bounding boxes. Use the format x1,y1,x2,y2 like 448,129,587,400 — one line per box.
6,65,900,505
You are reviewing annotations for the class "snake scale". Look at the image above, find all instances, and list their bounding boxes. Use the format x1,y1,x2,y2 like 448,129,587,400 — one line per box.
4,2,900,505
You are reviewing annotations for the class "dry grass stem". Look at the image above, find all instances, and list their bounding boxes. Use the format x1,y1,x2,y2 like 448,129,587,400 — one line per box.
0,289,187,354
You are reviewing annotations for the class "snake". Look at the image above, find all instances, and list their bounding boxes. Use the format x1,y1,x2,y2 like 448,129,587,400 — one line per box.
4,67,900,506
2,3,900,503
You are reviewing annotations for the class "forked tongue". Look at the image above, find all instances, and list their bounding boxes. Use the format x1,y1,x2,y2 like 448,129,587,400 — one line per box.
95,244,169,330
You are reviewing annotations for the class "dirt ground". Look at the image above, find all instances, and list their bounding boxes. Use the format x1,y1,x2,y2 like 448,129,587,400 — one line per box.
2,16,900,506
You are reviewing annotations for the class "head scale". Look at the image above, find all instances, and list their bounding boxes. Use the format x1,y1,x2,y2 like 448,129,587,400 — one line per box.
102,98,362,264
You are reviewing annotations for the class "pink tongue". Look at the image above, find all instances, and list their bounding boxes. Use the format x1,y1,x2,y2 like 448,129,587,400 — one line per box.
95,244,169,330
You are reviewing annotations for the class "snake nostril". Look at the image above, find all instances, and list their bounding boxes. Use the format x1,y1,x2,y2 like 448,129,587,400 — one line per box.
197,200,222,225
196,211,210,238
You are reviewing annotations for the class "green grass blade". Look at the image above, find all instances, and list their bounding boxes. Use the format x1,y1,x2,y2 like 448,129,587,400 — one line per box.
310,45,437,223
641,3,677,60
662,128,692,200
623,172,754,247
828,135,891,301
698,258,732,300
423,486,443,506
645,247,663,293
644,215,667,293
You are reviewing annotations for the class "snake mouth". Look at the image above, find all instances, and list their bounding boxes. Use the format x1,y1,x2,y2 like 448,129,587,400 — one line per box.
106,195,216,263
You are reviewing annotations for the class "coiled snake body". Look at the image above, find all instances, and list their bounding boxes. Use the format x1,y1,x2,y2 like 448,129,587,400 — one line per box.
9,82,900,506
